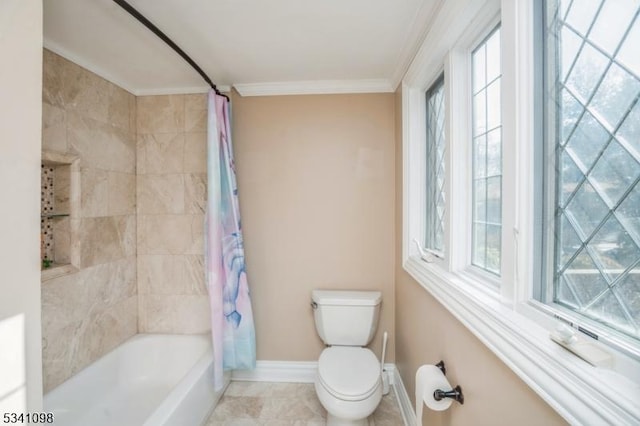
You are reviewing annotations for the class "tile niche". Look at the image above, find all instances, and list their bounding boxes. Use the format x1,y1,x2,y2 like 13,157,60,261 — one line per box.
41,150,80,281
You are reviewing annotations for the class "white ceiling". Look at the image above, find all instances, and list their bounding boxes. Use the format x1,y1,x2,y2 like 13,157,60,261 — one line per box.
43,0,437,96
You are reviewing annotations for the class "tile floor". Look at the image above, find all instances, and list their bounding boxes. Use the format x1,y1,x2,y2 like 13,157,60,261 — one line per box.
205,381,405,425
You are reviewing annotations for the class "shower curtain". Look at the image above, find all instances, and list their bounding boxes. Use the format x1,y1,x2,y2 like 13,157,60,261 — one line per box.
206,90,256,391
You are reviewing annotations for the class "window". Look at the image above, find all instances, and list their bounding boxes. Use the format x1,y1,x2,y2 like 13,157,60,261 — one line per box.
425,75,446,254
401,0,640,423
541,0,640,341
471,26,502,275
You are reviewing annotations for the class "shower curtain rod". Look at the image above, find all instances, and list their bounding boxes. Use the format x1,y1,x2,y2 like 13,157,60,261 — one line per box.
111,0,229,101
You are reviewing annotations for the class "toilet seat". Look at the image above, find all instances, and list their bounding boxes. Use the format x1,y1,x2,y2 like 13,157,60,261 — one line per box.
318,347,381,401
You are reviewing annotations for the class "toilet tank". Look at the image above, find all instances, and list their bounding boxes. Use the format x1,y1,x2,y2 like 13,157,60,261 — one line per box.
311,290,381,346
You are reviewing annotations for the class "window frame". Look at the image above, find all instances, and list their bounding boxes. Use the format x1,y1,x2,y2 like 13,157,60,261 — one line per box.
537,0,640,352
401,0,640,424
470,23,503,277
424,73,446,257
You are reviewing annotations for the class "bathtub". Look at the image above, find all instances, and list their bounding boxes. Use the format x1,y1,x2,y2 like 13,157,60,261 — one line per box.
44,334,229,426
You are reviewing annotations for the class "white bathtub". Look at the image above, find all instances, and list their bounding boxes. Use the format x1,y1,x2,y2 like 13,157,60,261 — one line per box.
44,334,229,426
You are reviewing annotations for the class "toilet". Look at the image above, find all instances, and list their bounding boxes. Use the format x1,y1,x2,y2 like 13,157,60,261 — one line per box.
311,290,383,426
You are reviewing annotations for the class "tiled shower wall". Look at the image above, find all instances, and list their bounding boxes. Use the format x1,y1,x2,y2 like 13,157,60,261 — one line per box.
136,94,210,333
41,50,137,391
40,50,211,392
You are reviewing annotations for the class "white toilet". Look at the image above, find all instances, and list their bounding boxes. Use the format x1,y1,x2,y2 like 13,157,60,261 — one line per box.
311,290,383,426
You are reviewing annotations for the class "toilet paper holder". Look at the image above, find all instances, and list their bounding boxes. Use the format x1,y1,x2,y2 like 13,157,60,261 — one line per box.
433,361,464,405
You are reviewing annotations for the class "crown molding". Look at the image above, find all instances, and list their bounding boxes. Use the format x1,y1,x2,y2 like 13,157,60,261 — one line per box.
233,79,394,97
389,0,445,91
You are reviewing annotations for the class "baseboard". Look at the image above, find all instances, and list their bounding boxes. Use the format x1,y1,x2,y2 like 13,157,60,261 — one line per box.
231,360,398,385
393,367,416,426
231,360,318,383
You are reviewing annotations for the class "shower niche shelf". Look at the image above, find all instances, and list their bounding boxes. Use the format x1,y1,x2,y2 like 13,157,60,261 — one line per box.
41,151,80,282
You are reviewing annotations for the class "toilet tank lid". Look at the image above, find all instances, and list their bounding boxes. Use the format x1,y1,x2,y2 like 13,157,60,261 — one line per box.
312,290,381,306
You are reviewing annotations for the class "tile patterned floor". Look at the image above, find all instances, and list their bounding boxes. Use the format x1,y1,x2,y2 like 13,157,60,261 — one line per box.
205,381,405,425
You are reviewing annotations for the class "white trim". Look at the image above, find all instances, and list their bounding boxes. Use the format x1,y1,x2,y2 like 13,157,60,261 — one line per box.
44,41,230,97
389,0,444,90
233,79,394,97
392,367,415,426
231,361,317,383
404,258,640,425
231,360,397,385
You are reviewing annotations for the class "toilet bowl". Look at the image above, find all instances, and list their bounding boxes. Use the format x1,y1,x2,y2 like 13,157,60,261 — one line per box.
311,290,383,425
315,346,382,426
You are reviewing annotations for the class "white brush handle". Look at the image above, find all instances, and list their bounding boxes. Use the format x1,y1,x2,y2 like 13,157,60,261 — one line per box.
380,331,388,372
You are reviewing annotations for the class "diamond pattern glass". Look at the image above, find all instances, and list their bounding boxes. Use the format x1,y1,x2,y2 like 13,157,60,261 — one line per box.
425,75,446,253
472,25,502,275
547,0,640,339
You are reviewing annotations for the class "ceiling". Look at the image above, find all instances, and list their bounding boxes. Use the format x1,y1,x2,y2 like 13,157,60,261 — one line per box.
43,0,437,96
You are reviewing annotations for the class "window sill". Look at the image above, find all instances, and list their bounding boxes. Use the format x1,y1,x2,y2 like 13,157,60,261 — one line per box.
403,256,640,425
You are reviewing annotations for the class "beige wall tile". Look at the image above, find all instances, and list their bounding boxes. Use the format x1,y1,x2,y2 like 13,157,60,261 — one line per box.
184,254,206,294
138,254,206,296
79,215,135,267
184,93,207,111
184,173,207,213
138,214,199,255
107,84,132,131
128,95,137,136
41,50,139,392
67,113,135,173
137,95,185,134
42,49,65,107
137,133,185,174
44,50,110,124
53,165,71,213
184,132,207,173
186,214,205,255
41,271,90,331
137,174,185,214
108,172,136,216
51,217,71,264
45,296,138,392
42,102,67,152
85,257,137,306
66,73,110,125
42,320,81,392
137,255,182,295
139,294,210,333
74,296,137,373
80,168,108,217
185,108,206,133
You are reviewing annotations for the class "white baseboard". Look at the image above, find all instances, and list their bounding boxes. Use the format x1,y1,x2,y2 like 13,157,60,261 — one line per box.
231,360,318,383
392,367,416,426
231,360,398,385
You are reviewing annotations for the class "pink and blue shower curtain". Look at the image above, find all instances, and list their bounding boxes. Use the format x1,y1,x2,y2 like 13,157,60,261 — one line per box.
206,90,256,391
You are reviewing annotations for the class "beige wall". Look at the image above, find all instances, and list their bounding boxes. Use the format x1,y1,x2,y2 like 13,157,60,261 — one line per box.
41,50,138,391
0,0,44,411
393,89,566,425
232,92,396,361
136,94,210,334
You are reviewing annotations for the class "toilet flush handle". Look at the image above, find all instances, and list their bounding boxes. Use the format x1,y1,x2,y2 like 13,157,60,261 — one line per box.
311,301,318,310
